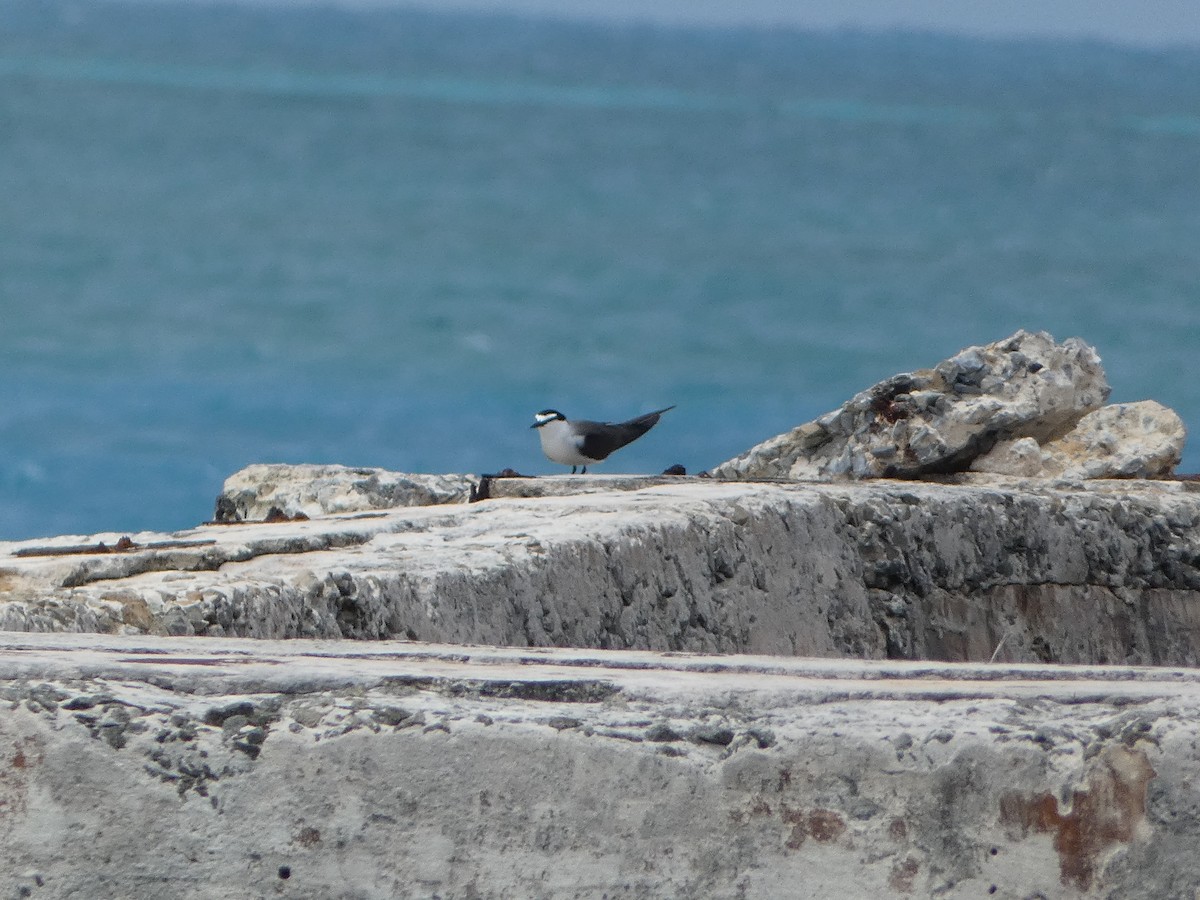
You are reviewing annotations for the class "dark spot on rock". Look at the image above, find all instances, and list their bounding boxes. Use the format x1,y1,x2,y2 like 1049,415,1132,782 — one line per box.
373,706,412,727
889,817,908,840
710,559,734,584
99,721,128,749
748,727,776,749
645,723,681,743
213,496,240,523
203,702,255,727
297,827,320,847
278,866,291,880
239,726,266,746
849,799,881,820
24,687,63,713
689,724,734,746
547,716,581,731
232,740,261,759
1030,634,1054,663
469,478,492,502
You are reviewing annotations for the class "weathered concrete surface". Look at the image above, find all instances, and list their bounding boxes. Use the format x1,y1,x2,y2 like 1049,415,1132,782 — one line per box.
711,330,1113,481
4,476,1200,666
470,471,698,500
214,464,478,522
0,633,1195,899
215,467,699,514
972,401,1187,480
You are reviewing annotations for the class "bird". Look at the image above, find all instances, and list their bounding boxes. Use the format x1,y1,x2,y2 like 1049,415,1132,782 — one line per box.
531,406,676,474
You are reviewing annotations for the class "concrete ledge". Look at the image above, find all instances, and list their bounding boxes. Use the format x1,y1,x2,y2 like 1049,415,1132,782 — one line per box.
469,472,701,501
0,634,1195,898
4,477,1200,666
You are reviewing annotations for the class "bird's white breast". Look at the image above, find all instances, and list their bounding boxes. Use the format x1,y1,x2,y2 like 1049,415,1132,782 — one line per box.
537,419,593,466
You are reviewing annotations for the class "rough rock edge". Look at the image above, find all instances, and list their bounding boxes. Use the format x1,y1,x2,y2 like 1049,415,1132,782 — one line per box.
5,477,1200,667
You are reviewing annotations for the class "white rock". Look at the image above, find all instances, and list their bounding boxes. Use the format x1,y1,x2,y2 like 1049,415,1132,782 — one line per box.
973,400,1186,480
1047,400,1185,478
969,436,1046,477
214,463,476,522
711,330,1111,480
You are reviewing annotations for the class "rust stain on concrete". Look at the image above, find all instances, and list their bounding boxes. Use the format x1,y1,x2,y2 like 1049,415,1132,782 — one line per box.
888,855,920,893
0,738,43,819
0,570,20,594
999,745,1155,890
806,809,846,842
779,804,847,851
99,592,154,632
780,803,806,850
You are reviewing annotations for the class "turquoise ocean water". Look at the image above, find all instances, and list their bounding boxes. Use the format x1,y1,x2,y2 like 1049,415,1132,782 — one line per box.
2,1,1199,540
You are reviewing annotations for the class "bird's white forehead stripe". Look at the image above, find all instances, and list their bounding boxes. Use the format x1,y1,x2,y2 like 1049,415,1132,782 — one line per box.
534,412,557,424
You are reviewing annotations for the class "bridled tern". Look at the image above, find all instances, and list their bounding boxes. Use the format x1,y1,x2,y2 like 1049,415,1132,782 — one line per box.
531,406,675,474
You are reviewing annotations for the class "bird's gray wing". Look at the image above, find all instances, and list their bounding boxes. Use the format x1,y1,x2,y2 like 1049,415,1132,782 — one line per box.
578,407,672,460
573,420,624,461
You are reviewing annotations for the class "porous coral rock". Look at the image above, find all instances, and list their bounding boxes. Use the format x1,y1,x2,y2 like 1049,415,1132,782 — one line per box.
712,330,1110,480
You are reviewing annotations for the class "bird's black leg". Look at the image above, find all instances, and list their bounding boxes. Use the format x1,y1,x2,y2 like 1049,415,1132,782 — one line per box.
581,466,587,474
571,465,577,474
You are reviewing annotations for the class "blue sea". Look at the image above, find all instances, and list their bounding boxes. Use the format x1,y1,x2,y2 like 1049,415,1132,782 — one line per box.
2,0,1199,540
